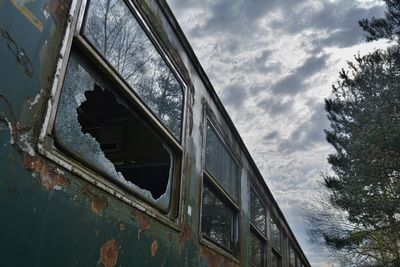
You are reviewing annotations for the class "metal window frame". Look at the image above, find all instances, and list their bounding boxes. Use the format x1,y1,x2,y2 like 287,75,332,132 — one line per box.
37,0,189,229
198,111,241,261
249,226,266,267
249,183,267,237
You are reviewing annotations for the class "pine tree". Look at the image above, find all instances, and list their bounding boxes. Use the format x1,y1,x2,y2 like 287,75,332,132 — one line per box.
307,1,400,265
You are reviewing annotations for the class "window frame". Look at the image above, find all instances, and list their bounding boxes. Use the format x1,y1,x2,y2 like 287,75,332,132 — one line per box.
199,116,241,259
37,0,188,228
249,182,267,267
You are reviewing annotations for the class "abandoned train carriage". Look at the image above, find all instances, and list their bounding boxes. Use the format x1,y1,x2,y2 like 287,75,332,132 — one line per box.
0,0,311,266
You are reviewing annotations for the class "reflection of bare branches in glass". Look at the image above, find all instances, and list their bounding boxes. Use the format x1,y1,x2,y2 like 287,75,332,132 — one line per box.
84,0,183,139
250,188,266,234
201,186,234,250
250,231,263,267
205,125,239,201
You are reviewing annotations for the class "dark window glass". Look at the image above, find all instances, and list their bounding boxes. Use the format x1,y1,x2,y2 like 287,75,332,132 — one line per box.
83,0,183,140
271,218,281,250
54,53,174,211
249,231,264,267
296,256,302,267
289,247,296,267
201,184,235,250
250,188,266,234
271,250,282,267
205,124,239,201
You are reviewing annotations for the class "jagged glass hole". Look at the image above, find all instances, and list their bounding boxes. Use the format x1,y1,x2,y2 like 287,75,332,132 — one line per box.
76,85,170,199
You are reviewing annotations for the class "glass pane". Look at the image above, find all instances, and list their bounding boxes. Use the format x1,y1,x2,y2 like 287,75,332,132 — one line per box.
54,53,173,211
289,247,296,267
83,0,183,140
201,185,235,250
205,124,239,201
271,250,282,267
249,231,263,267
250,188,266,234
271,218,281,250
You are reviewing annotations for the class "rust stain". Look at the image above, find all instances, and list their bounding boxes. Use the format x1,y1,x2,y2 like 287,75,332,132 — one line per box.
132,210,150,240
179,224,190,245
200,246,223,267
119,223,125,232
82,186,108,214
24,153,70,190
150,240,158,257
49,0,68,25
100,239,119,267
11,0,44,32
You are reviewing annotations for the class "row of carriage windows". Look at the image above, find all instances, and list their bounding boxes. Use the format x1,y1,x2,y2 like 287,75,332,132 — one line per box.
54,0,307,265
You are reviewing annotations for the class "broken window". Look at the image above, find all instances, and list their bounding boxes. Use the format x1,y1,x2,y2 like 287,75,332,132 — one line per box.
83,0,184,140
54,52,176,211
250,187,266,234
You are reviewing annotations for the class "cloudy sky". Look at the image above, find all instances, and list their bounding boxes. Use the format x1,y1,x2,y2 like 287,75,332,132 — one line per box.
166,0,387,265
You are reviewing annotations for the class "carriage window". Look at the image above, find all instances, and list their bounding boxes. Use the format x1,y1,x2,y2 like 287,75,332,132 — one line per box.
201,121,240,253
83,0,184,140
289,246,296,267
201,184,236,250
54,53,175,211
271,250,282,267
205,124,239,201
250,187,266,234
249,231,264,267
271,218,281,251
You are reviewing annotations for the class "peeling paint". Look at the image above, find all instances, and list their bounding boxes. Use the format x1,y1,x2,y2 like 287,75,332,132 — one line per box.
82,186,108,214
119,223,125,232
132,210,150,240
11,0,44,32
24,153,70,190
100,239,119,267
150,240,158,257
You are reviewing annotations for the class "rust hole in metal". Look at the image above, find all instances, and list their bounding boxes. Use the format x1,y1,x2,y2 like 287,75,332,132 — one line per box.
82,186,108,214
100,239,119,267
24,154,70,190
150,240,158,257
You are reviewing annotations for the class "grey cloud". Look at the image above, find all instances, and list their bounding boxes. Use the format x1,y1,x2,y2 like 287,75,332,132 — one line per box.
271,2,384,48
270,54,329,95
186,0,307,39
263,130,279,141
258,96,293,116
278,103,329,153
220,83,246,108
